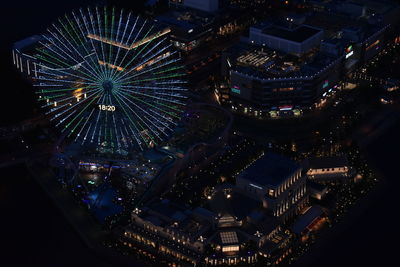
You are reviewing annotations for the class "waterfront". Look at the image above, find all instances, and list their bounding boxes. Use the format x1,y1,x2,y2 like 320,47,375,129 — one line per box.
295,118,400,267
0,165,111,267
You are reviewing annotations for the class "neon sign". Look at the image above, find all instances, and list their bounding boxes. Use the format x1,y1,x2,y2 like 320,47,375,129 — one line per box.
345,45,354,59
231,85,241,94
279,105,293,111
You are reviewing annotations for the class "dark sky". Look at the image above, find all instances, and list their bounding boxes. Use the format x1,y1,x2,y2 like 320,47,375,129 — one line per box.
0,0,147,124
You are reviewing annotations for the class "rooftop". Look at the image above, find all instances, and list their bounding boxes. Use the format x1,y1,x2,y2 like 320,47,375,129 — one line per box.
157,8,215,31
13,35,44,51
261,25,322,43
309,155,348,169
292,205,325,235
209,229,248,246
229,42,338,80
307,180,328,192
208,189,262,221
238,153,300,187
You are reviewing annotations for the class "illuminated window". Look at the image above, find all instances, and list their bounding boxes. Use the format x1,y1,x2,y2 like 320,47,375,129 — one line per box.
222,245,239,252
269,189,275,197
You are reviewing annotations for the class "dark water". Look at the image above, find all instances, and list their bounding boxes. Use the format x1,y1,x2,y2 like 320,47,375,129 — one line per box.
0,165,112,267
307,121,400,267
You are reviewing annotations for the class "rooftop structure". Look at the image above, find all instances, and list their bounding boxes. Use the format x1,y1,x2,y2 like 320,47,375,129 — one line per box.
249,22,323,55
291,205,326,235
169,0,220,13
238,153,300,187
228,43,339,80
261,25,322,43
308,155,349,169
157,8,216,51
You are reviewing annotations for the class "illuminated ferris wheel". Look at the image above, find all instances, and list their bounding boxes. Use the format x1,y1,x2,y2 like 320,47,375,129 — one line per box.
34,7,187,152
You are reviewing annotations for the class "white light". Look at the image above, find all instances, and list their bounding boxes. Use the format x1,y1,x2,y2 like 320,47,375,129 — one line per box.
249,183,263,190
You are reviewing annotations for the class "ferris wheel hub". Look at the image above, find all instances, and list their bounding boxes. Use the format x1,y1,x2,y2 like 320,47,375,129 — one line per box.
102,80,114,94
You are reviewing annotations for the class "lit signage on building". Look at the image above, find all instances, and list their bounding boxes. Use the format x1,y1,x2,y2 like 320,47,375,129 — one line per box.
345,45,354,59
231,85,241,94
366,40,380,51
279,105,293,111
345,50,354,58
322,80,329,89
249,183,263,190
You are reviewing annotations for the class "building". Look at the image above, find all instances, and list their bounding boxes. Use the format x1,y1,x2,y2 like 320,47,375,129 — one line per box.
157,9,216,52
291,205,326,236
124,200,212,265
12,35,44,79
219,0,400,118
307,180,328,200
120,154,311,266
236,153,308,222
169,0,221,13
222,42,343,117
306,155,352,183
249,22,323,55
305,0,400,66
122,196,290,266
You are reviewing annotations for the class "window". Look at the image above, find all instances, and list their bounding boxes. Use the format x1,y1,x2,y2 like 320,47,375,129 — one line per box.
269,189,275,197
222,245,239,252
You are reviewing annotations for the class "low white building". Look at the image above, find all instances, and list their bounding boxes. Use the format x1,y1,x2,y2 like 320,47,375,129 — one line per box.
307,155,351,183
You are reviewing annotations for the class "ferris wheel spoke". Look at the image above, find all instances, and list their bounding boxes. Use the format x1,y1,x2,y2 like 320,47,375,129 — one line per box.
84,8,108,80
114,90,172,135
113,44,174,84
110,23,157,81
35,8,187,151
94,7,109,80
36,66,99,84
116,89,182,118
61,14,102,79
113,93,147,147
107,16,142,81
107,8,125,83
75,108,95,140
51,89,101,121
43,31,101,81
50,24,101,80
71,11,105,80
117,57,181,83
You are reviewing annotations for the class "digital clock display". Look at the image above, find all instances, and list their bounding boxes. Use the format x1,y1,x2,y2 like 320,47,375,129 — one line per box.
98,104,116,112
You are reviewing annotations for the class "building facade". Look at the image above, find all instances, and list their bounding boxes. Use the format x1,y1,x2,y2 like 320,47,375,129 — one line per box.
236,153,308,222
